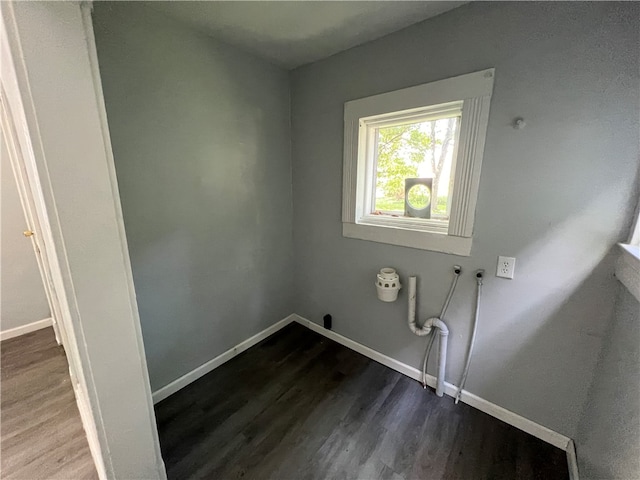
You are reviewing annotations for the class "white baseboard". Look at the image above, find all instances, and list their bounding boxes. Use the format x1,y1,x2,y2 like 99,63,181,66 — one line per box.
150,311,575,470
293,314,572,451
0,317,53,341
458,387,570,450
152,315,296,404
295,315,433,387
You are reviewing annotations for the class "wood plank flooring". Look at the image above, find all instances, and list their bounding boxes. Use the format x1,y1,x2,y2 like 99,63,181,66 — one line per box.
156,323,569,480
1,327,97,480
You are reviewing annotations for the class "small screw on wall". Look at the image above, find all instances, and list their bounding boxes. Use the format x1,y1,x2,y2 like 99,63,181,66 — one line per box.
513,117,526,130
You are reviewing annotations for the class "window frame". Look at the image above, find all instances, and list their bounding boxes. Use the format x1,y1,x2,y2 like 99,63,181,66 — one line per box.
342,69,495,255
615,201,640,302
363,101,463,230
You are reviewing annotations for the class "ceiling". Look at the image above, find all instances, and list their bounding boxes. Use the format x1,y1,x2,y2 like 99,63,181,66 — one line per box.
151,1,467,69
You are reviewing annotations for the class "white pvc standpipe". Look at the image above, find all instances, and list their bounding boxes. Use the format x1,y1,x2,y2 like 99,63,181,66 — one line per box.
407,268,460,397
407,276,431,336
425,318,449,397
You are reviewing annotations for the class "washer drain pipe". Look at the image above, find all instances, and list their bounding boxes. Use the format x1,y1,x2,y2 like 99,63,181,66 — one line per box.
407,266,461,397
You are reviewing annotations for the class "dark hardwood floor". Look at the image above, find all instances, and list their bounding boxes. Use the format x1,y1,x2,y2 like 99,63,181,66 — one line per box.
1,327,97,480
156,322,569,480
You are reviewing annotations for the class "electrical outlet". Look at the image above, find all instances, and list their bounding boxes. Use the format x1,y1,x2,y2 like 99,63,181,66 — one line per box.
496,256,516,279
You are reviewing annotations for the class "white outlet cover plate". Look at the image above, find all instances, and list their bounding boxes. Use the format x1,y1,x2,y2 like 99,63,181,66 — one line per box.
497,255,516,279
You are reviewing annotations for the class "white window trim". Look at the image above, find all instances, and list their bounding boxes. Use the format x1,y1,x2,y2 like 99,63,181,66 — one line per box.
616,202,640,302
342,69,495,255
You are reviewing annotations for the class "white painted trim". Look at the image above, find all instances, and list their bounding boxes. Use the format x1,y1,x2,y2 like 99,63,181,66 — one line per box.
628,199,640,246
2,3,164,477
344,69,495,121
342,69,494,253
79,4,165,478
360,214,449,234
149,311,573,460
293,314,571,450
152,315,296,404
296,314,435,381
1,9,108,477
343,222,472,255
448,94,492,237
615,243,640,302
74,381,108,480
566,439,580,480
458,387,570,450
0,317,52,341
1,99,65,347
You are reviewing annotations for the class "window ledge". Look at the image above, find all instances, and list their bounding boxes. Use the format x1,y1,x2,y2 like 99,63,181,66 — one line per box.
615,243,640,302
343,222,471,256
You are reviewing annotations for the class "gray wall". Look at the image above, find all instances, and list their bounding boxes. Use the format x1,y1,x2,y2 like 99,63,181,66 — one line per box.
1,133,50,331
291,0,639,443
576,285,640,479
92,3,293,391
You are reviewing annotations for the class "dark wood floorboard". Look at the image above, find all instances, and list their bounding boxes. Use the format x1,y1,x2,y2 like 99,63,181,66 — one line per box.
1,328,97,480
156,323,569,480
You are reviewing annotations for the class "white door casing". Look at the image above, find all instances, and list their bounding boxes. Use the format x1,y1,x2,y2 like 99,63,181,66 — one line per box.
1,95,68,348
1,1,166,478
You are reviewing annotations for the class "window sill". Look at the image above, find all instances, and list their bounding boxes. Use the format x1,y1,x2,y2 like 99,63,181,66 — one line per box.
615,243,640,302
360,214,449,234
343,222,471,256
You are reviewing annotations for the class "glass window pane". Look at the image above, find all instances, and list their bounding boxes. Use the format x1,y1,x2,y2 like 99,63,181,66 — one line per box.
373,116,460,220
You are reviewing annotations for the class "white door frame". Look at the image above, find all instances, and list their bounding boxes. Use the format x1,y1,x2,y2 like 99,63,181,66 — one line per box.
1,32,108,480
1,2,166,478
1,92,67,348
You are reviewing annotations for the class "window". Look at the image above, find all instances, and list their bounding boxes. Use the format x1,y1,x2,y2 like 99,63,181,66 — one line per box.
342,69,495,255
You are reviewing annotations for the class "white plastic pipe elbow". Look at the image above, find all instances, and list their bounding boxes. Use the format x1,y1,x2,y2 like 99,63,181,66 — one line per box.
425,317,449,336
424,317,449,397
